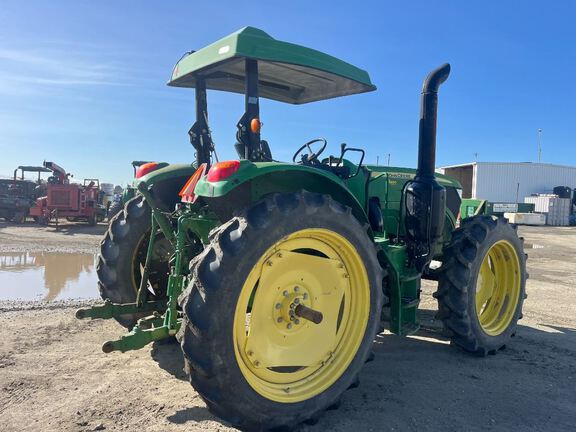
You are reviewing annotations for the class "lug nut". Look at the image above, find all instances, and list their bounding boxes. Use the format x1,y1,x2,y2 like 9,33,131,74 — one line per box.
294,286,300,292
254,360,260,367
267,260,273,266
283,290,288,297
295,319,300,325
247,350,253,356
275,303,281,309
303,293,308,300
294,298,300,305
277,317,283,323
287,323,292,329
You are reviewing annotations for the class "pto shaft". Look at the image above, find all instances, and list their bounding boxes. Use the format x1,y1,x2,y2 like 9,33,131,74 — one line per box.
294,304,323,324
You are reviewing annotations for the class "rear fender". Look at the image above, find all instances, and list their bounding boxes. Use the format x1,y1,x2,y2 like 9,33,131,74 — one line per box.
135,163,197,211
194,160,370,229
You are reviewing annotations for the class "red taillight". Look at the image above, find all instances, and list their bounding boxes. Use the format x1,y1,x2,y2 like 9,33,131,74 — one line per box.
179,163,207,203
135,162,159,178
206,160,240,182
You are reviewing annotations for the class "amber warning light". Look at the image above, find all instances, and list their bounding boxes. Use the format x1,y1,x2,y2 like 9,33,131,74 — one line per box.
250,118,261,133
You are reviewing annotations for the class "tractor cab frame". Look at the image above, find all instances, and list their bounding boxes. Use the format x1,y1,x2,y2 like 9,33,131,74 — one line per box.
13,165,52,182
0,165,52,223
169,27,376,167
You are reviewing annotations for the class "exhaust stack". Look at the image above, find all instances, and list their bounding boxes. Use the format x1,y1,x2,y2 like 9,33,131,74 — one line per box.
416,63,451,179
404,63,451,271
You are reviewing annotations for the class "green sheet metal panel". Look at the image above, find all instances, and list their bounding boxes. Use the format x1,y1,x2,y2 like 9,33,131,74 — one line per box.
168,27,376,104
367,165,461,236
460,200,537,218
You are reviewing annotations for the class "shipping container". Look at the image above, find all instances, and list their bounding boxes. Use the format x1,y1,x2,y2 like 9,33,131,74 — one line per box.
523,196,571,226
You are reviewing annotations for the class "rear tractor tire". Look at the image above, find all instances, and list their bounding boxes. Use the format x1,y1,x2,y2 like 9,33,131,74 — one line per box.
435,215,527,356
97,195,172,329
107,200,124,221
179,192,384,431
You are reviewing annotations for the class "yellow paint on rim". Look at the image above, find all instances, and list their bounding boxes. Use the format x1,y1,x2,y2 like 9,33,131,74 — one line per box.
233,228,370,403
475,240,521,336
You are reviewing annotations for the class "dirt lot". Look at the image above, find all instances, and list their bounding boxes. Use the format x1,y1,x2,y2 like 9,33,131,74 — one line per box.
0,221,106,254
1,222,575,432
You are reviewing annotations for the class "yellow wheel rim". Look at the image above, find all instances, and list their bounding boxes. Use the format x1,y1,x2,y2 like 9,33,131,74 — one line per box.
233,228,370,403
475,240,521,336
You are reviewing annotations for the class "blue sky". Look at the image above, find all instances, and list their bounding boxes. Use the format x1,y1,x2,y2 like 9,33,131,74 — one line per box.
0,1,574,186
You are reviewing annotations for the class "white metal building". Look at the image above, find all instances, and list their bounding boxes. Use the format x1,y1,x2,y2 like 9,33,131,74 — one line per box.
437,162,576,202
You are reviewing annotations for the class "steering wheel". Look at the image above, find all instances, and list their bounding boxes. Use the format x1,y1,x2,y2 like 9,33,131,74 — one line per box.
292,138,328,164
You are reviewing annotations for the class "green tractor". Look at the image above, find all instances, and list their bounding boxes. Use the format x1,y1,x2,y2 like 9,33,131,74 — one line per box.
106,160,169,221
79,27,527,431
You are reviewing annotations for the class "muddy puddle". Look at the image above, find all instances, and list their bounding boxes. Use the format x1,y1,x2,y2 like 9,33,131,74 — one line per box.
0,252,98,301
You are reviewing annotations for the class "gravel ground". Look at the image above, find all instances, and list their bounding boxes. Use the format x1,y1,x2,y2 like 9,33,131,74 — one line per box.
0,221,575,432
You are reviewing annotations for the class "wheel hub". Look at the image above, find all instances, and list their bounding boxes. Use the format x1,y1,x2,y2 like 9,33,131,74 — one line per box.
475,240,521,336
272,284,312,330
244,248,347,369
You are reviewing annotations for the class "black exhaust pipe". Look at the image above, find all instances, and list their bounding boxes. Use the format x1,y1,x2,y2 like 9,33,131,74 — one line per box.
404,63,451,271
417,63,451,179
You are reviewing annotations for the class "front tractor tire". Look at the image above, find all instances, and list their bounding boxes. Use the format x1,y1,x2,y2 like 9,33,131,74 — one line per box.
435,215,527,356
97,195,172,329
178,192,383,431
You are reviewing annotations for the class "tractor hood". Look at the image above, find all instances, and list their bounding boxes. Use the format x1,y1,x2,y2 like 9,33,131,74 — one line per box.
168,27,376,104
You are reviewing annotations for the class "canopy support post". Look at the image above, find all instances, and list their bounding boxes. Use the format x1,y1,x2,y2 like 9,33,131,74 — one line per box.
244,58,260,160
189,77,214,169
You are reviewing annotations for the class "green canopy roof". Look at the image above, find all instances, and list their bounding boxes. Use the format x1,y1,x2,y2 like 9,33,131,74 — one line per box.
168,27,376,104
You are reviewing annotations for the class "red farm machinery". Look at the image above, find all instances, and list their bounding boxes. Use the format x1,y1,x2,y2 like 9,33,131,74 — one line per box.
29,161,106,226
